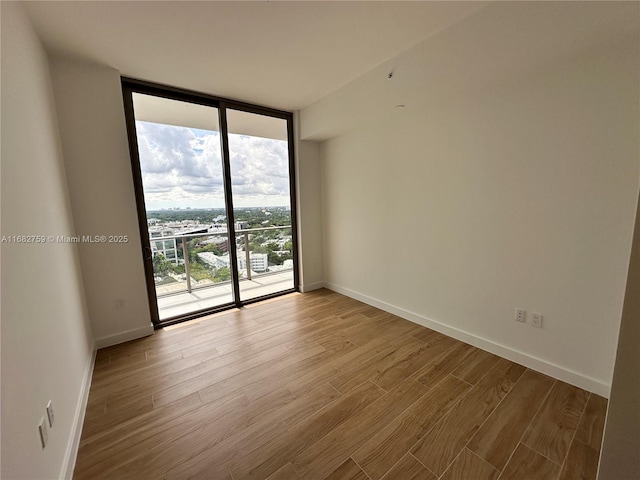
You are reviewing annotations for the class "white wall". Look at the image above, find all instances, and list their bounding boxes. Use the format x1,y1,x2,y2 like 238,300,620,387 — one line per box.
294,113,324,291
49,58,154,347
313,33,638,395
1,3,94,478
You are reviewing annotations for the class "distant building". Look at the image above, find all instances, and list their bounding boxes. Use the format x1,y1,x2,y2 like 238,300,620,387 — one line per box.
235,221,249,231
197,252,228,269
198,236,229,252
197,251,269,273
149,227,178,264
177,227,208,237
239,252,268,273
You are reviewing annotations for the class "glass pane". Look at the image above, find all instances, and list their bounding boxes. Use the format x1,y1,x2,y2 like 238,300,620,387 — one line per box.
132,93,234,319
226,109,295,301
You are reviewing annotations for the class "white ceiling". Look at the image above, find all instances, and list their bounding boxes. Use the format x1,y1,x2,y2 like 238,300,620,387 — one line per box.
300,1,640,140
23,1,488,112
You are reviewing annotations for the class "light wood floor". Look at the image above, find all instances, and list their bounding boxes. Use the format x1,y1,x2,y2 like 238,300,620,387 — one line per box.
75,289,607,480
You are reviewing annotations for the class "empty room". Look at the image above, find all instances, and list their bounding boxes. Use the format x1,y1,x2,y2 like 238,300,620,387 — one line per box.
2,1,638,480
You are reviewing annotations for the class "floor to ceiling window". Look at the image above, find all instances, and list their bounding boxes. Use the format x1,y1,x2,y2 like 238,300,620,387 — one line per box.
122,79,299,326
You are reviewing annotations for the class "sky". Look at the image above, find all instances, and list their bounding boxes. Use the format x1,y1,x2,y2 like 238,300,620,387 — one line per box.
136,121,291,210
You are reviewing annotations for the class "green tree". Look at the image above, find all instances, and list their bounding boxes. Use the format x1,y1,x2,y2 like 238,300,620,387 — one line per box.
213,267,231,283
152,254,172,276
188,262,215,281
268,251,292,265
170,263,185,275
249,242,268,254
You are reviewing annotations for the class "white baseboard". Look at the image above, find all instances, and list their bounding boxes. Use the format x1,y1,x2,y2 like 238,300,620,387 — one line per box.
325,282,610,398
300,281,326,293
94,323,154,349
61,346,96,480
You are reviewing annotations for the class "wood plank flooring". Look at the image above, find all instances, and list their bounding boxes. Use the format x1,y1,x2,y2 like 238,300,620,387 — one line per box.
74,289,607,480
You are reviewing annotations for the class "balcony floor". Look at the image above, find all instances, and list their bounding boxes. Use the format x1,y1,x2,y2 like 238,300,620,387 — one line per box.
156,270,294,320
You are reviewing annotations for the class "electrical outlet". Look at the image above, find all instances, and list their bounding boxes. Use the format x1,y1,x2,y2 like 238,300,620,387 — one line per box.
46,400,55,427
531,312,543,328
38,417,48,448
515,308,526,323
115,299,125,310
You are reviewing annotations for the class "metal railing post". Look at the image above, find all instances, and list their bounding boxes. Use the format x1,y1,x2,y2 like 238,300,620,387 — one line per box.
181,236,192,293
243,231,251,280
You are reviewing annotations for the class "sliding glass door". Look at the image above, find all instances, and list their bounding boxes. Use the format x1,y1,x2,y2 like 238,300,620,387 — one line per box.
227,108,295,302
122,80,298,326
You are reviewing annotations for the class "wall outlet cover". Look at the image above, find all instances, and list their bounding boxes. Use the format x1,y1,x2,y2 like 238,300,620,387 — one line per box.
531,312,543,328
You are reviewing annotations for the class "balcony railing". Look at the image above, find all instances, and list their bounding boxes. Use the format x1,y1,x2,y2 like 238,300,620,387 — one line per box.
150,225,293,298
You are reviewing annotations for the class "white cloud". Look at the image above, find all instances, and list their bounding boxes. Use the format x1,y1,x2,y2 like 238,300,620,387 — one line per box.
136,122,291,210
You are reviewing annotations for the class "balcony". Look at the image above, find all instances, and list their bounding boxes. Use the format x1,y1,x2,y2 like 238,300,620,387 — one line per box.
151,226,295,320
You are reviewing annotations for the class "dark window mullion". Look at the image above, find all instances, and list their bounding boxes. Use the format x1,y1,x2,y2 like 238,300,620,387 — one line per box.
287,116,300,291
219,103,241,306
